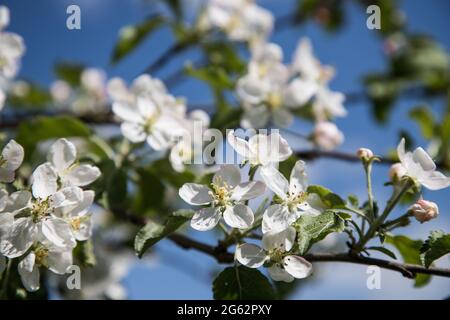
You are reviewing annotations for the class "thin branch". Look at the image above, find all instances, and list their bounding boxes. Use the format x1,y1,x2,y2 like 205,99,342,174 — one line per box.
295,149,395,165
142,42,191,75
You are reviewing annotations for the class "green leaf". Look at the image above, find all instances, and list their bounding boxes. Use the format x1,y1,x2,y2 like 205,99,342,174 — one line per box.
420,231,450,268
347,194,359,208
111,15,166,64
410,106,435,139
294,210,345,255
106,168,128,210
307,185,346,209
7,81,51,109
386,235,431,287
74,240,96,267
16,116,91,160
150,158,195,189
212,266,276,300
54,62,85,87
366,246,397,259
134,209,194,258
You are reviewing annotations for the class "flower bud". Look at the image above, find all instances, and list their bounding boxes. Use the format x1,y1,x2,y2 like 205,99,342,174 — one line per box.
410,200,439,223
312,122,344,151
389,163,406,182
357,148,373,160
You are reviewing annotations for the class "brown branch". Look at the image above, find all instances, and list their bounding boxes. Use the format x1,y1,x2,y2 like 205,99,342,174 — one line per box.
295,150,396,165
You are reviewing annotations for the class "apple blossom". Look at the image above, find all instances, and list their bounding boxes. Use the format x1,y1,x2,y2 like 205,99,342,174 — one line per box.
260,160,325,233
0,139,24,183
410,199,439,223
389,162,407,182
357,148,374,160
227,130,292,167
235,227,312,282
179,164,265,230
312,121,344,150
397,138,450,190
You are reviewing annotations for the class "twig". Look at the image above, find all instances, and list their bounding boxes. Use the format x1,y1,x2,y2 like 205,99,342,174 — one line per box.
142,42,191,75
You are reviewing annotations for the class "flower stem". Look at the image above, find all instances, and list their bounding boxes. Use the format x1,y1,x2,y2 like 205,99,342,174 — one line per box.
354,178,414,253
364,161,376,220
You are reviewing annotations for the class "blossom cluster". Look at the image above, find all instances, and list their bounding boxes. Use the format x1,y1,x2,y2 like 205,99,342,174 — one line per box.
0,6,25,111
0,138,100,292
109,74,210,172
236,38,346,150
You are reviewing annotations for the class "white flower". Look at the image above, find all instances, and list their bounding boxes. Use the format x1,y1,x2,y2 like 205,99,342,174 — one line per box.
235,227,312,282
0,139,24,183
18,242,73,292
202,0,273,44
237,42,316,129
179,165,265,230
397,138,450,190
50,80,72,105
389,162,407,182
0,6,25,81
227,130,292,167
410,199,439,223
46,138,100,187
312,87,347,121
260,160,324,233
312,121,344,151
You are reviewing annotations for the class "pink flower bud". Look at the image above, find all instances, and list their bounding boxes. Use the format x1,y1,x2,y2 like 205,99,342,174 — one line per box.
357,148,373,159
389,163,406,182
312,122,344,151
410,200,439,223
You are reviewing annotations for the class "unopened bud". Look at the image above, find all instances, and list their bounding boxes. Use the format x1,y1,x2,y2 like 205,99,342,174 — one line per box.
410,200,439,223
312,122,344,151
389,163,406,182
357,148,373,160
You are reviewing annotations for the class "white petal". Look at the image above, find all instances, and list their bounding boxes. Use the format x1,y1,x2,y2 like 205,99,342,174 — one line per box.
0,168,14,183
213,165,241,189
1,217,37,258
137,97,156,118
3,190,31,215
397,138,407,165
190,207,221,231
262,204,297,234
179,183,213,205
2,139,24,171
70,190,95,217
268,265,294,282
303,193,325,216
41,218,76,250
112,101,143,123
0,212,14,236
272,109,294,128
223,204,254,229
235,243,267,268
262,226,296,252
260,166,289,199
121,122,146,143
146,130,171,151
240,106,270,129
412,147,436,171
231,181,266,201
47,249,73,274
0,189,7,211
31,163,58,199
47,138,76,172
289,160,308,194
419,171,450,191
227,130,250,158
64,164,101,187
236,74,269,105
268,132,292,162
284,78,317,107
72,214,92,241
283,255,312,279
18,252,40,292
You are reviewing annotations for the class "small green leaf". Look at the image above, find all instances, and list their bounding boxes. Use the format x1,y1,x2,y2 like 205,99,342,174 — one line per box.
366,246,397,259
134,209,194,258
111,15,166,64
347,194,359,208
410,106,435,139
74,240,96,267
294,210,345,255
307,185,346,209
54,62,85,87
212,266,276,300
386,235,431,287
420,231,450,268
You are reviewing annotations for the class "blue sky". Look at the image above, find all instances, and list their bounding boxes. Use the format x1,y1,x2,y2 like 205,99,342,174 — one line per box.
4,0,450,299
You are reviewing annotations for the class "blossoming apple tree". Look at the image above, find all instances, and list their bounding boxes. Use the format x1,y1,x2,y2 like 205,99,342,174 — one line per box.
1,1,450,299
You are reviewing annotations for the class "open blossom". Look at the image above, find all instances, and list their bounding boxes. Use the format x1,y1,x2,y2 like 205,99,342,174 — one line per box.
237,43,317,128
236,227,312,282
260,160,325,233
397,138,450,190
312,121,344,150
179,165,265,230
0,139,24,183
18,240,73,292
227,130,292,167
201,0,273,44
410,199,439,223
